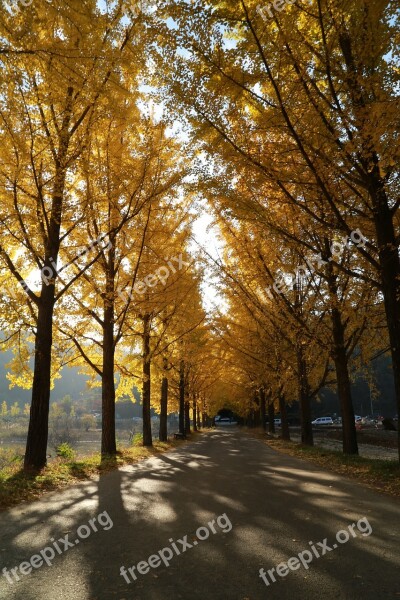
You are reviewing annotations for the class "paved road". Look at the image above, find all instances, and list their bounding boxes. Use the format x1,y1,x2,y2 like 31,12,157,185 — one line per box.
0,429,399,600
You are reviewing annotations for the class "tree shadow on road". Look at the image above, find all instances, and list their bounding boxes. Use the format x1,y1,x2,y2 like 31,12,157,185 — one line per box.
1,430,399,600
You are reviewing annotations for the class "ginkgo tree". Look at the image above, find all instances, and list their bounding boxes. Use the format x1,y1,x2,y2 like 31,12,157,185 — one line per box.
129,256,207,444
0,0,145,470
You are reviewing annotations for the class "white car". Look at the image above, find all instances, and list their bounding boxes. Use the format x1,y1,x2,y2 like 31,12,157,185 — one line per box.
312,417,333,426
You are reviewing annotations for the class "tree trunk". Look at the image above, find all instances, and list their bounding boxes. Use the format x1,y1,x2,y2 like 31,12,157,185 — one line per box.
248,408,255,428
297,346,313,445
260,387,267,432
101,298,117,455
193,395,197,431
142,313,152,446
159,376,168,442
184,394,191,436
24,285,55,470
196,400,201,429
24,186,67,469
184,402,191,435
279,392,290,441
253,392,261,428
179,359,185,435
326,262,358,454
268,400,275,434
184,371,191,435
333,342,358,454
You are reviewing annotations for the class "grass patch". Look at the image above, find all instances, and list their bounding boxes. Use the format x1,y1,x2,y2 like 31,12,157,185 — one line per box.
264,437,400,498
0,434,196,511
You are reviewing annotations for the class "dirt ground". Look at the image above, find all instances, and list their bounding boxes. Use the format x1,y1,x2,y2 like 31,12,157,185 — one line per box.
289,426,398,460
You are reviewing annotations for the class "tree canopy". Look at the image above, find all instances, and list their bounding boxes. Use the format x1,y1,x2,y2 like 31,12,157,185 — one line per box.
0,0,399,468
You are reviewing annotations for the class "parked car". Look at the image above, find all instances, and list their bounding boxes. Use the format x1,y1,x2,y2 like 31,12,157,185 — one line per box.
311,417,334,426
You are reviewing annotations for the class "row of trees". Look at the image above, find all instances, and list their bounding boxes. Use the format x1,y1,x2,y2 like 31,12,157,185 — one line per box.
150,0,399,459
0,1,223,470
0,0,398,467
0,400,30,421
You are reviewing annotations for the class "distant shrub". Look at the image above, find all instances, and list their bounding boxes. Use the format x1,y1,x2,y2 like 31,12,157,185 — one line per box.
80,414,97,432
48,406,77,446
131,433,143,446
55,442,75,460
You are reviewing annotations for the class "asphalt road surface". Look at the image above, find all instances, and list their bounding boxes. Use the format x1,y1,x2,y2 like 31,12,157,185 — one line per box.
0,429,399,600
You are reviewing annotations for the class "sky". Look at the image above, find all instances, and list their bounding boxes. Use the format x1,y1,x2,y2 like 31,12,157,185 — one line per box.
190,209,226,314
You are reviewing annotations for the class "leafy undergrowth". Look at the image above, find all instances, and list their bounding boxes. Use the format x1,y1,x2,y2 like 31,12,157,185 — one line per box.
0,433,200,511
264,437,400,498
